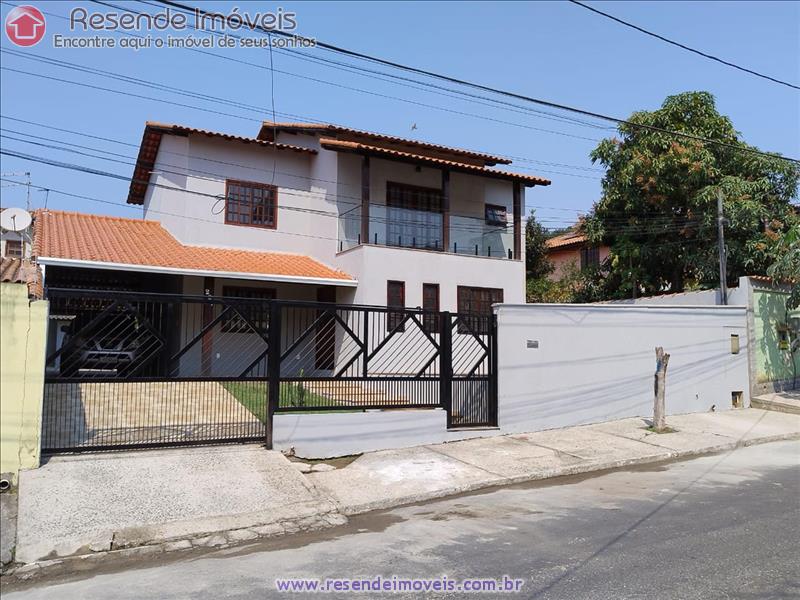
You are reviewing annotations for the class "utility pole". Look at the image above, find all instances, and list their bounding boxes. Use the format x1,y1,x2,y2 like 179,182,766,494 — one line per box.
25,171,31,211
717,190,728,305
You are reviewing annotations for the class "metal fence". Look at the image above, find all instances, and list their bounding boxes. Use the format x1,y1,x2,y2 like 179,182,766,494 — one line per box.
42,288,497,452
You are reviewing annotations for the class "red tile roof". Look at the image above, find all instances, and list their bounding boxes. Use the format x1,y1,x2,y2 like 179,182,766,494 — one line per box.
33,210,355,284
545,231,588,250
127,122,317,205
318,138,551,187
259,121,512,166
0,257,43,298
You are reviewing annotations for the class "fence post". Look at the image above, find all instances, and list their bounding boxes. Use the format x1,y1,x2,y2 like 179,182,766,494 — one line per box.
266,301,282,450
362,309,369,378
490,312,499,427
440,311,453,428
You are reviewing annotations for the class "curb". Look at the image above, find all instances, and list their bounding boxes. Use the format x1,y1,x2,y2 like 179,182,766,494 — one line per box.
4,431,798,581
326,430,800,516
4,508,348,581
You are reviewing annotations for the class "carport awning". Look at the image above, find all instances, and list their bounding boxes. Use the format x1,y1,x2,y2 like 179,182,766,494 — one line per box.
33,209,357,287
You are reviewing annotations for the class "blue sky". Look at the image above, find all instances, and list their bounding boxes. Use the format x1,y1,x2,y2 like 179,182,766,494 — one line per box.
1,1,798,231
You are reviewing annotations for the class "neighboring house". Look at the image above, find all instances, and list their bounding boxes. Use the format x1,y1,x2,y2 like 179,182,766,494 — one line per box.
0,209,33,260
545,226,610,281
38,121,550,312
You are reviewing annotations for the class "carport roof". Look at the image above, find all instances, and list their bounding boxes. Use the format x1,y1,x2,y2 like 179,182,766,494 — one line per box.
32,210,357,286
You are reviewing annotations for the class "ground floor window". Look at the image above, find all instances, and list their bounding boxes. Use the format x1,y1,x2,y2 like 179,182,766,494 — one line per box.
422,283,440,333
457,286,503,334
220,286,275,333
387,280,406,332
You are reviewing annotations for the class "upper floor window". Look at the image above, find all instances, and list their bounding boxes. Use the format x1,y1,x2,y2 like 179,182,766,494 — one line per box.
580,246,600,269
386,182,443,250
225,180,277,229
484,204,507,226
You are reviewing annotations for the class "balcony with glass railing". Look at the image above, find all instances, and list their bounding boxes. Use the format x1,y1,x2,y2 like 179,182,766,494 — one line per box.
337,204,516,259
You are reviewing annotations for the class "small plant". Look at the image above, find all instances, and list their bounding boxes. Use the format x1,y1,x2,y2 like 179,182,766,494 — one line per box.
290,369,307,407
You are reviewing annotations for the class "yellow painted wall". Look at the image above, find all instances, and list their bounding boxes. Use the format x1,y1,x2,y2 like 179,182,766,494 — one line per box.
1,283,47,483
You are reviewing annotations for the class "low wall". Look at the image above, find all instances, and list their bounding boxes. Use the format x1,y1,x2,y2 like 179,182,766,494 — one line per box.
495,304,750,434
273,409,495,458
0,284,48,483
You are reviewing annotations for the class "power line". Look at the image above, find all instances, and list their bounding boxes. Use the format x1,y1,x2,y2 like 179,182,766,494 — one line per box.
568,0,800,91
0,119,702,229
0,48,607,179
0,146,700,237
153,0,800,164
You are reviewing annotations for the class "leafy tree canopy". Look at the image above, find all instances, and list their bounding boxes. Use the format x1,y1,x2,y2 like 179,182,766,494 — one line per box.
525,208,553,281
585,91,799,299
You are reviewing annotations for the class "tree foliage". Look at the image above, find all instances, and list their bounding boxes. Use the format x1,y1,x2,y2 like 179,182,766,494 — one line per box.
525,208,553,281
585,91,799,300
766,221,800,310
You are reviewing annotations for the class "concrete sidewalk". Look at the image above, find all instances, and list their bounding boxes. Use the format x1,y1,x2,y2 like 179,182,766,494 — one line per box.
13,445,342,566
308,408,800,514
8,408,800,575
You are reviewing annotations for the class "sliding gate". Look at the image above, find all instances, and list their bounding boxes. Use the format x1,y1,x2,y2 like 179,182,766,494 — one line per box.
42,289,497,452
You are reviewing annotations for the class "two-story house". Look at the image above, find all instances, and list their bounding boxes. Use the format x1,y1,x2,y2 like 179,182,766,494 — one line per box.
38,121,550,315
34,121,550,381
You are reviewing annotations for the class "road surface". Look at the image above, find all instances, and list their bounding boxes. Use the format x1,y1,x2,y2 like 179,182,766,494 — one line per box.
4,440,799,599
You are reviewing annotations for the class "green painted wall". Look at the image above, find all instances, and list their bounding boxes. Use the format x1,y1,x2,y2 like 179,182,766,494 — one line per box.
753,287,799,387
0,283,48,483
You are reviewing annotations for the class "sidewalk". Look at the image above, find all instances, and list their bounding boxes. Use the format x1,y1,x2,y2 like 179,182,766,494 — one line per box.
308,408,800,514
8,408,800,575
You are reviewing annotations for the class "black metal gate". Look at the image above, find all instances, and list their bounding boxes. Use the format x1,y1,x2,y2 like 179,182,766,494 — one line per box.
42,289,497,452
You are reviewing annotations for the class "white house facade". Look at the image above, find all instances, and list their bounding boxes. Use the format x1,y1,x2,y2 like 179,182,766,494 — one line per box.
131,121,550,312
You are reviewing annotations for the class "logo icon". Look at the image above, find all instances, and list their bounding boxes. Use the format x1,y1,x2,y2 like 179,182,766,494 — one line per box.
5,5,46,47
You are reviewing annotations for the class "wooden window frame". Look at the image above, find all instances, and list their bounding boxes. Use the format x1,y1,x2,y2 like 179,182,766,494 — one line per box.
386,181,443,214
456,285,503,335
387,280,406,332
4,239,23,258
422,283,440,334
220,285,276,333
385,182,444,250
224,179,278,230
580,246,600,270
484,203,508,226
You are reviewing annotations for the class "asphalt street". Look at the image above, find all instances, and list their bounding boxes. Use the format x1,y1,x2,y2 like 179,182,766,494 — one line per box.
4,440,799,600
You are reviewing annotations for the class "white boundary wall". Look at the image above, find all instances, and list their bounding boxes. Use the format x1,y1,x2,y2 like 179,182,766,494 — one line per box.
496,304,750,433
272,303,751,458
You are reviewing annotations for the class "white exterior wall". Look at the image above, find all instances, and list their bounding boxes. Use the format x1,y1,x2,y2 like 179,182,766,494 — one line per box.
335,243,525,310
143,135,338,265
142,132,526,304
495,304,750,435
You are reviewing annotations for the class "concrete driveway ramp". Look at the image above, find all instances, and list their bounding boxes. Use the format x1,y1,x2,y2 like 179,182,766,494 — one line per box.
15,445,336,564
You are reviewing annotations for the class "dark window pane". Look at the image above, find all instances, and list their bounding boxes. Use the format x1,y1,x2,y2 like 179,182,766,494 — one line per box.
225,180,276,228
387,280,406,332
457,286,502,334
220,286,276,333
422,283,439,333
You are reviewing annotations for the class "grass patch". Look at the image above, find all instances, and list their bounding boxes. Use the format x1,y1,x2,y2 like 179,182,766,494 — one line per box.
646,425,677,434
221,381,363,422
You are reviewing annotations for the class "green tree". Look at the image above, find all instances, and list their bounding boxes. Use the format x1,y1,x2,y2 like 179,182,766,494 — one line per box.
585,91,799,299
525,208,553,280
767,221,800,310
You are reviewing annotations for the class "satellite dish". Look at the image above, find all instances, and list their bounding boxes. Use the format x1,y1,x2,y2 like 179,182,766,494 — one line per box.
0,207,33,232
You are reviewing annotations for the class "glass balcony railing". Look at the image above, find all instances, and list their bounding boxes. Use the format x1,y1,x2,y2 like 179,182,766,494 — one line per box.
337,205,515,259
